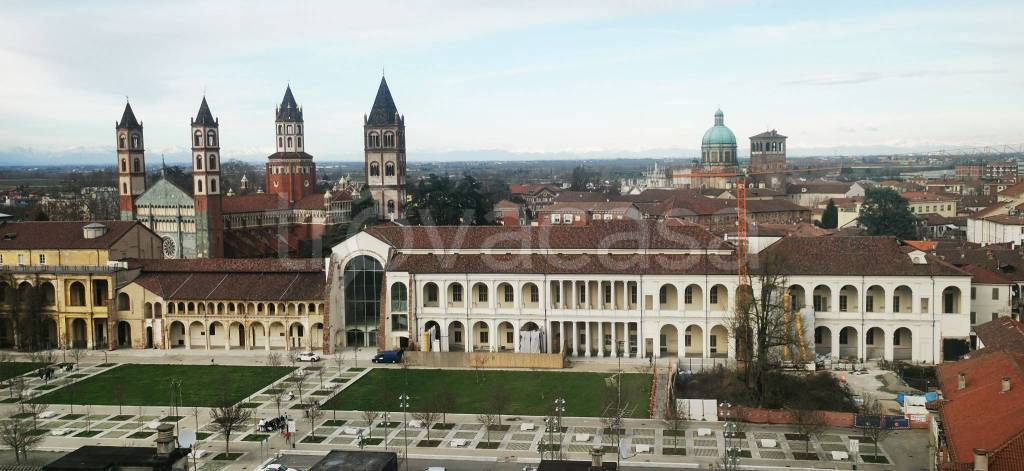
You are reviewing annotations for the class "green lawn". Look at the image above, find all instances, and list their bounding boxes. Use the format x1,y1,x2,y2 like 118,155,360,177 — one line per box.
323,368,651,418
32,364,292,407
0,362,47,381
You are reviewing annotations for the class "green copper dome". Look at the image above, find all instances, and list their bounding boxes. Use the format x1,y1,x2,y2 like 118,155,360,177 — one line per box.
701,108,736,146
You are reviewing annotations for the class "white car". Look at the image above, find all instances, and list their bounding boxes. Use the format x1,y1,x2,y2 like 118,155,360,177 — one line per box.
296,352,320,362
50,428,71,436
423,468,447,471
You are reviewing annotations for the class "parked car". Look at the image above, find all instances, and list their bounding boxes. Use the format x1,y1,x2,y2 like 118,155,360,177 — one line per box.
296,352,321,362
372,349,404,364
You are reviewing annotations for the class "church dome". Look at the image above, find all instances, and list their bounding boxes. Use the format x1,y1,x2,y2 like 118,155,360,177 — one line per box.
701,109,736,146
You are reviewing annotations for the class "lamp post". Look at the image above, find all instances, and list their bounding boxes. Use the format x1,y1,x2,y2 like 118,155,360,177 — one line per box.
399,393,410,471
722,402,739,471
553,397,566,460
543,416,555,460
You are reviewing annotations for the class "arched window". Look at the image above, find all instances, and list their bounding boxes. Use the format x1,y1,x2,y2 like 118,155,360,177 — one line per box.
384,132,395,147
368,132,380,148
121,159,127,172
385,161,395,176
370,162,380,177
277,124,282,135
423,283,439,306
297,137,302,148
131,134,140,148
278,137,283,147
286,124,293,134
197,179,203,193
133,158,140,172
119,135,127,148
287,137,292,147
122,183,128,193
196,156,203,170
194,131,202,146
297,124,302,134
210,178,217,194
344,256,383,347
390,283,408,311
209,155,216,170
207,131,216,146
117,292,131,311
69,282,86,307
386,200,395,214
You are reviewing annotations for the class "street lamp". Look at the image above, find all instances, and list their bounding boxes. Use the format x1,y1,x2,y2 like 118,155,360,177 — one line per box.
398,393,410,471
722,402,740,471
553,397,566,460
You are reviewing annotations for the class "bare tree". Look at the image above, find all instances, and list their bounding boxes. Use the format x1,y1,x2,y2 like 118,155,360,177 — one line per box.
600,371,636,466
209,395,253,456
68,348,86,366
304,400,323,440
21,403,49,432
332,351,345,372
413,408,440,442
491,386,510,427
789,406,828,453
266,351,282,367
271,387,285,418
861,395,890,459
317,366,326,391
477,412,497,445
0,418,44,464
114,382,126,415
361,409,380,441
664,401,688,450
732,252,803,406
433,389,456,426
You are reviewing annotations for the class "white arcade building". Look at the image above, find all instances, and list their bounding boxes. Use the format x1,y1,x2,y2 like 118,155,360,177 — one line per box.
328,220,970,364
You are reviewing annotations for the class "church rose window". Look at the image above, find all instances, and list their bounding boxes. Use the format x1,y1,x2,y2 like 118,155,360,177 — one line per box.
161,236,177,258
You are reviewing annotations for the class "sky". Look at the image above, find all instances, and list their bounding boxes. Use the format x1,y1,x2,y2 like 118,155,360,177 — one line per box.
0,0,1022,164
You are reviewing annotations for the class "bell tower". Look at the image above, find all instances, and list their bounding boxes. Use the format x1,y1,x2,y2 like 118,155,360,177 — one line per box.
116,101,146,221
267,86,316,203
364,76,406,220
191,97,224,258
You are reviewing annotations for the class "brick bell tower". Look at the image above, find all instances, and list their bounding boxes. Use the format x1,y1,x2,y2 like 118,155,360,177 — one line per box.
191,97,224,258
116,101,146,220
364,76,406,220
266,86,316,204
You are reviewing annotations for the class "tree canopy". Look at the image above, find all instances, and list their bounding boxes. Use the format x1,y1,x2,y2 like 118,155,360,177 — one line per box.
858,187,917,239
405,173,496,226
817,199,838,229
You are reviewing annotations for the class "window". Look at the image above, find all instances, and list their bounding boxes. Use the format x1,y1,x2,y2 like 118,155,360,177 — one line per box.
971,287,976,300
506,331,514,344
552,214,561,224
894,329,902,345
578,286,585,304
207,131,216,146
121,159,127,172
38,254,46,265
866,329,875,344
709,287,719,305
684,286,693,304
133,158,141,172
209,178,217,194
197,179,203,193
389,282,405,313
131,135,140,148
277,124,282,135
530,285,539,303
194,132,202,146
893,296,901,312
813,295,824,312
451,284,463,303
479,331,488,344
297,125,302,133
122,183,128,193
278,137,283,147
287,137,292,147
970,312,976,325
119,135,127,148
629,285,637,305
604,284,612,304
425,284,438,304
384,132,395,147
866,296,874,312
504,285,514,303
196,156,203,170
993,288,999,300
385,161,395,176
368,132,380,148
17,254,25,265
286,125,292,134
297,137,302,147
839,295,848,312
659,286,668,304
921,298,929,313
209,324,216,335
391,314,408,331
478,285,488,303
839,329,848,344
370,162,380,177
209,155,216,169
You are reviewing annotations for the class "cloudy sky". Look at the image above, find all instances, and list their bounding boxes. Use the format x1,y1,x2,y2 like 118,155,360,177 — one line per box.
1,0,1022,164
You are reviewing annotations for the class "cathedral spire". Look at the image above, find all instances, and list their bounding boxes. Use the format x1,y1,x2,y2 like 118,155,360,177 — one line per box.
193,96,217,126
277,85,303,122
367,76,399,125
118,101,142,129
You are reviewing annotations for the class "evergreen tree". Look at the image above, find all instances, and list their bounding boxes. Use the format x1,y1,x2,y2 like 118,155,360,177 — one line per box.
817,199,838,229
859,187,917,239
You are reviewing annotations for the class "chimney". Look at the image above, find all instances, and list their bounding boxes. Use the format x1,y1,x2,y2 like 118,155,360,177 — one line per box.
958,372,967,390
974,448,989,471
1002,377,1011,393
590,445,604,469
155,423,174,457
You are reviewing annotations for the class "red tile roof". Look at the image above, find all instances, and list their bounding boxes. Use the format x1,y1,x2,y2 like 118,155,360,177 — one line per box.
387,253,735,275
998,180,1024,197
937,350,1024,468
762,236,967,276
0,221,142,250
962,264,1014,285
365,220,730,252
131,258,324,301
973,317,1024,354
221,192,332,213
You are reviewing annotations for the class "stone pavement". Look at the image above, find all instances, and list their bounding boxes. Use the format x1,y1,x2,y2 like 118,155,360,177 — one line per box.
0,358,905,470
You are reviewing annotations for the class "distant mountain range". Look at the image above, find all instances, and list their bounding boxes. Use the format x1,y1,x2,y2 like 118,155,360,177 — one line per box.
0,143,991,167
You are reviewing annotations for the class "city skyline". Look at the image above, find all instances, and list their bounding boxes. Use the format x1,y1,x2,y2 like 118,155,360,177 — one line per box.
1,0,1022,164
